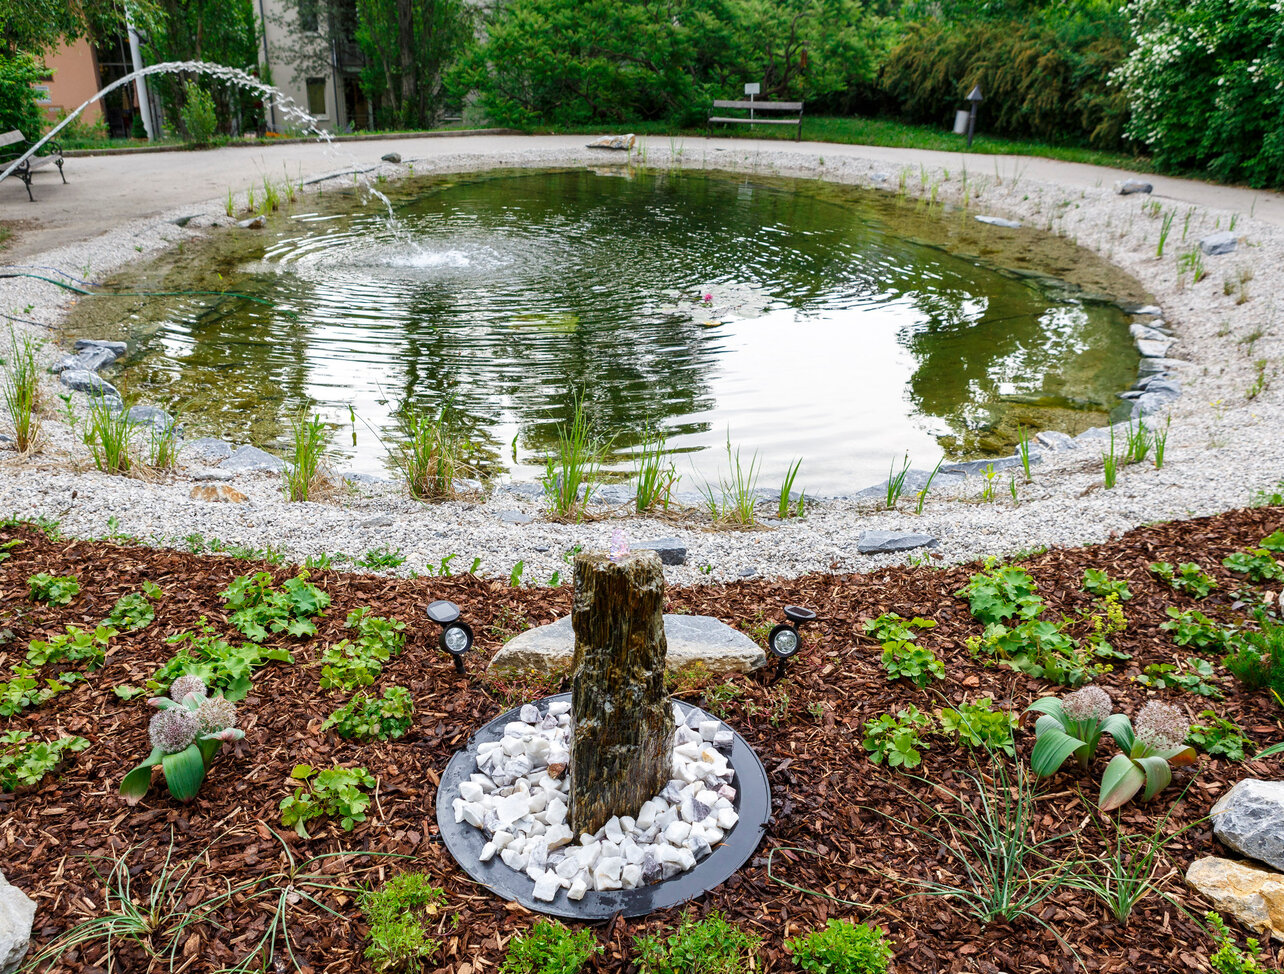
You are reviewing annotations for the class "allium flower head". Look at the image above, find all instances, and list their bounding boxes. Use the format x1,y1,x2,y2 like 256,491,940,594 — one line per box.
169,675,208,703
196,695,238,735
149,708,200,754
1133,701,1189,751
1063,685,1112,722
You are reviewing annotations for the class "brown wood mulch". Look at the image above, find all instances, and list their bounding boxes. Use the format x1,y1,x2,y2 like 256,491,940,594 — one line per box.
3,506,1284,974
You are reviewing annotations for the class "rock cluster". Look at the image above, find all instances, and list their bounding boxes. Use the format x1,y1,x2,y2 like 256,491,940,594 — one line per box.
0,871,34,974
451,700,739,904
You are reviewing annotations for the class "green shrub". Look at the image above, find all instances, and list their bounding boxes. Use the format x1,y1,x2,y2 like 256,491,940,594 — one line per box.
323,686,415,740
501,919,601,974
938,698,1016,755
0,52,45,144
634,911,761,974
222,572,330,641
28,573,80,605
155,620,293,701
26,625,114,671
0,730,88,792
359,872,446,972
279,763,377,837
862,706,933,769
784,919,892,974
179,80,218,145
956,563,1041,625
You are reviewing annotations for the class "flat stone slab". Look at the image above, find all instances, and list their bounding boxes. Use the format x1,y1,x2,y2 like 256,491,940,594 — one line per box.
59,369,119,399
1035,430,1078,451
857,530,938,554
1186,856,1284,940
1115,179,1153,195
497,510,533,524
220,445,285,474
1136,338,1175,358
634,537,688,565
1213,779,1284,871
974,215,1021,229
488,614,766,677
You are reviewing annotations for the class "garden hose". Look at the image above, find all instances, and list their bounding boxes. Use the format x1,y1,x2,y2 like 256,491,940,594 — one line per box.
0,270,293,314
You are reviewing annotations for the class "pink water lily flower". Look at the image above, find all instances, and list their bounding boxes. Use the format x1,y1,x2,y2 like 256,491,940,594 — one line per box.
703,292,713,303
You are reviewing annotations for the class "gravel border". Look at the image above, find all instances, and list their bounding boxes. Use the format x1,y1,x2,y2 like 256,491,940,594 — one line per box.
1,139,1281,587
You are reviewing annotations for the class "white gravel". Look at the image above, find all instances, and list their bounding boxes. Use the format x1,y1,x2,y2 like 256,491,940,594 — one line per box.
2,139,1282,586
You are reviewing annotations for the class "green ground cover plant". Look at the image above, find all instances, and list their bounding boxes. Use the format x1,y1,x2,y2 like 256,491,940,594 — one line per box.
359,871,447,972
1160,607,1239,653
956,562,1041,625
1082,568,1131,601
155,620,293,701
28,572,80,605
103,581,163,631
784,919,892,974
26,624,113,671
0,729,89,791
634,911,761,974
501,919,601,974
1149,561,1216,597
319,608,407,692
0,666,76,716
222,572,331,641
280,764,377,837
1187,711,1253,761
1133,658,1223,698
323,686,414,740
1223,549,1283,583
938,698,1017,756
862,706,933,769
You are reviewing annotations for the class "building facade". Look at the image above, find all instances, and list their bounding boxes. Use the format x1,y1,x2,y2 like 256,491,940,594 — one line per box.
257,0,369,133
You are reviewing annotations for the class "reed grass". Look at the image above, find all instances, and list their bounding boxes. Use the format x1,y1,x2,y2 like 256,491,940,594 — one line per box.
915,457,944,515
391,404,466,500
778,458,803,519
697,435,762,526
634,425,678,514
146,412,182,471
83,396,135,474
1017,425,1033,481
1103,427,1119,489
1154,417,1170,469
282,412,330,502
542,394,607,520
2,328,41,452
886,453,910,509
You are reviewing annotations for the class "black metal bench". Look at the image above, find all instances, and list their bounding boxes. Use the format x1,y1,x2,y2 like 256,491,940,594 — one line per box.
707,100,804,142
1,130,66,202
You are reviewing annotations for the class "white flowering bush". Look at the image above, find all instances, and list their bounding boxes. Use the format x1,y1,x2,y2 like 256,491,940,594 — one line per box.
1114,0,1284,186
119,675,245,804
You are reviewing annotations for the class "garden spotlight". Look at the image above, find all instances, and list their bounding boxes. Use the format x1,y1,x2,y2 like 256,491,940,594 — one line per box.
766,604,816,681
427,599,474,673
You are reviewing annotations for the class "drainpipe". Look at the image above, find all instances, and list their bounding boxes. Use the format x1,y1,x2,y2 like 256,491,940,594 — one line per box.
256,0,279,131
124,3,154,140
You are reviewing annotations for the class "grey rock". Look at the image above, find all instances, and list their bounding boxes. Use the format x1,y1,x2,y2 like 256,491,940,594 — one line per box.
1138,357,1186,376
1115,179,1153,195
498,510,533,525
489,614,766,677
59,368,120,399
1213,780,1284,871
381,151,402,163
51,346,116,374
170,214,200,227
76,338,127,356
1136,338,1175,358
1143,377,1181,397
975,215,1021,229
856,530,937,555
237,215,266,229
869,172,891,183
1130,323,1169,342
1122,303,1163,317
452,477,483,493
220,444,285,474
739,568,757,577
1074,425,1122,446
498,482,545,501
1135,372,1179,392
343,471,390,485
1035,430,1078,451
634,537,687,566
183,437,234,462
586,134,636,151
855,466,966,501
1117,390,1143,400
126,405,178,432
190,467,233,482
591,483,636,506
942,454,1040,477
0,433,12,447
0,870,35,974
361,514,394,528
1200,231,1239,256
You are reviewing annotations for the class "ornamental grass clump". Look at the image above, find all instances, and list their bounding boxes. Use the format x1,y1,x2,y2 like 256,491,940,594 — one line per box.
119,675,245,804
1028,685,1129,776
1098,701,1197,811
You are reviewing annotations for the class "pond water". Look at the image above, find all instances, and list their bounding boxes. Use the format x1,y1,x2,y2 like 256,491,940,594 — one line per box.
71,168,1145,495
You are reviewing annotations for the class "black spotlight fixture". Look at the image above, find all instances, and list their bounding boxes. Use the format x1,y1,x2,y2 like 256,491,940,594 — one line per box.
427,600,474,673
766,604,816,681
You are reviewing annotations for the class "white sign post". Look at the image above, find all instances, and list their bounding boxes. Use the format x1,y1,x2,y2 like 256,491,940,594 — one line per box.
744,82,760,120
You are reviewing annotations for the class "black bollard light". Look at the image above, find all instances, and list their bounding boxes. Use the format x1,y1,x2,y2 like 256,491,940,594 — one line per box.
766,604,816,681
427,599,474,673
965,85,983,149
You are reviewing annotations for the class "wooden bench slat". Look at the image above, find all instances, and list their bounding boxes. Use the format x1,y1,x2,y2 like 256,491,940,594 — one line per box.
707,116,800,125
711,100,804,111
0,130,25,147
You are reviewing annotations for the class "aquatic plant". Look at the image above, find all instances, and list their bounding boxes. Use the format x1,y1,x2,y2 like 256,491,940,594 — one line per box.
1,328,41,452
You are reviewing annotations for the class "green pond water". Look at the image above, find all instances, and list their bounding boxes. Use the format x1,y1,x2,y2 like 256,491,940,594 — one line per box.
68,167,1146,494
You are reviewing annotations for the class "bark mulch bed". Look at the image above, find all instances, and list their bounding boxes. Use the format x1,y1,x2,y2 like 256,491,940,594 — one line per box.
2,506,1283,973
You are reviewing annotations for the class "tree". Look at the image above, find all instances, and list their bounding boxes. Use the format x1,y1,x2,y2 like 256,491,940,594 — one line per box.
356,0,475,127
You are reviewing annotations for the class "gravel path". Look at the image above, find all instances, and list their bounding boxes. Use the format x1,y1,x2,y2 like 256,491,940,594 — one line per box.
1,136,1282,586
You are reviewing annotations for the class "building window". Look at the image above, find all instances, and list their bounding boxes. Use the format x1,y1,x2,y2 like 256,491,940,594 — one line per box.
306,78,328,117
299,0,319,32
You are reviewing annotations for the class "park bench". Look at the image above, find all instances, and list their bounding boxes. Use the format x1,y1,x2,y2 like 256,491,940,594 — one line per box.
1,130,66,202
707,99,803,141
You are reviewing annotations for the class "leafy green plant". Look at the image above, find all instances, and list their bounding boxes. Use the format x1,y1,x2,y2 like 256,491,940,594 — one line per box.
360,871,447,972
784,919,892,974
1160,607,1238,652
968,617,1101,687
881,641,945,688
1098,702,1197,811
885,452,910,509
956,562,1041,625
222,572,331,641
862,706,933,769
634,911,761,974
501,919,601,974
1223,549,1284,583
0,729,89,791
104,583,162,631
27,624,114,671
0,665,75,716
283,412,330,502
28,572,80,605
543,394,607,520
119,674,244,804
179,80,218,144
319,608,407,692
634,424,678,514
0,538,21,564
1207,911,1270,974
279,763,377,837
1187,711,1253,761
939,698,1017,756
778,457,803,519
323,686,414,740
1082,568,1131,601
1028,686,1129,776
1150,561,1216,597
155,620,293,701
83,394,136,474
357,546,407,569
1134,657,1223,698
2,327,41,452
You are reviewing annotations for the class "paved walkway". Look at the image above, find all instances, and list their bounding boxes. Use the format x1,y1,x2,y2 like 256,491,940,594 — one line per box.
3,132,1283,259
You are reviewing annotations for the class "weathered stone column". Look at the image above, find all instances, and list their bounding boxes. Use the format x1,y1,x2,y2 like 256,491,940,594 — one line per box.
569,550,674,836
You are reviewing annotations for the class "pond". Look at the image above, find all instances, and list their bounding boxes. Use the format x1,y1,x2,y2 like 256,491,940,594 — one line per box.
69,167,1145,495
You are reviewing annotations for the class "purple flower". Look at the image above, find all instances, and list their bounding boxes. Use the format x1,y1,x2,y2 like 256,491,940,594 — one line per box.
1134,701,1189,752
148,708,200,754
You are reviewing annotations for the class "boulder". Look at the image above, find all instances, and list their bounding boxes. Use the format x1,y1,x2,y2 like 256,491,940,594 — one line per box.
220,445,285,474
381,151,402,163
0,871,35,974
126,405,178,432
1137,357,1186,376
489,614,765,677
1136,338,1176,358
1035,430,1078,451
50,346,116,374
1130,323,1169,342
1200,231,1238,256
634,537,687,566
190,467,233,482
189,484,249,503
1115,179,1153,195
1186,857,1284,940
857,530,937,555
59,369,120,399
184,437,234,463
974,215,1021,229
586,134,636,151
237,215,266,229
1213,779,1284,871
942,454,1040,477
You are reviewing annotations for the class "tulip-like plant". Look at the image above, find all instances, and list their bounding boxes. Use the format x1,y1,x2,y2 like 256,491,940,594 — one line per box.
120,675,244,804
1098,701,1197,811
1028,686,1129,776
